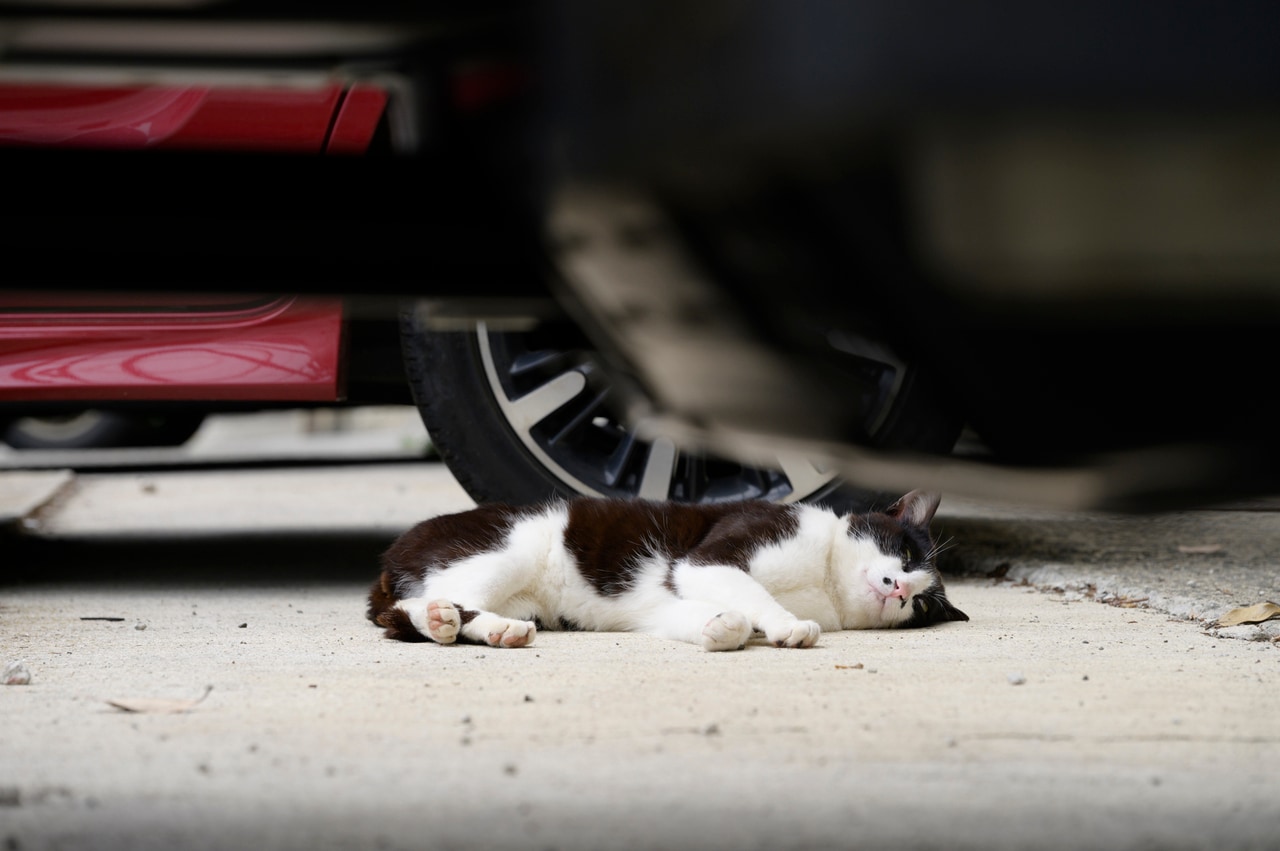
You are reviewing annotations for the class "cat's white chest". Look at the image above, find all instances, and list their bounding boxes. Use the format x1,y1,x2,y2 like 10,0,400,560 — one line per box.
745,506,845,629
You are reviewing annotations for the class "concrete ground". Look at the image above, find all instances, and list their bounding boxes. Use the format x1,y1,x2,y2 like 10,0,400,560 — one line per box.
1,411,1278,850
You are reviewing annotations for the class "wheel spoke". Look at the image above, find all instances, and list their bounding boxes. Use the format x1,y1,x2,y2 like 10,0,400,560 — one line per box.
547,389,610,446
686,454,715,502
637,437,677,501
775,454,836,502
603,432,638,487
507,371,588,431
509,349,574,379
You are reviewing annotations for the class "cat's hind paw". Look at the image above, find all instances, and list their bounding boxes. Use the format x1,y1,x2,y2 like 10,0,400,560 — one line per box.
425,599,461,644
763,618,821,648
463,614,536,649
702,611,752,652
489,619,536,648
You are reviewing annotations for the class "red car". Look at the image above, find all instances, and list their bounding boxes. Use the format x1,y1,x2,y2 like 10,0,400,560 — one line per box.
0,68,377,446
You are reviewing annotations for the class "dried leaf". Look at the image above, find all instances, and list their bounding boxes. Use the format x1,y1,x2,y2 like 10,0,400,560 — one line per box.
1215,602,1280,628
107,685,212,714
1177,544,1223,555
834,663,864,670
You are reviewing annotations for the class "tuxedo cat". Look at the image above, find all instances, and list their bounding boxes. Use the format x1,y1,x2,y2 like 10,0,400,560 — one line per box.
368,490,967,652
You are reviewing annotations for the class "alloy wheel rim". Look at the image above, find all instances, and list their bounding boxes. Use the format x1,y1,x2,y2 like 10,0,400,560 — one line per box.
475,322,840,503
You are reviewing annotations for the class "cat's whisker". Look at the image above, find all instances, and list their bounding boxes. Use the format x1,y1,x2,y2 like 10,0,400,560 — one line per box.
926,536,956,562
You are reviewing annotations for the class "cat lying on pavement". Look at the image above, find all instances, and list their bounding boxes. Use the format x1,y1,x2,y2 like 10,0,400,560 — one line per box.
368,490,967,651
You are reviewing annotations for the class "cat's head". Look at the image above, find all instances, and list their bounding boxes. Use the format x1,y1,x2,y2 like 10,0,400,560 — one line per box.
842,490,968,629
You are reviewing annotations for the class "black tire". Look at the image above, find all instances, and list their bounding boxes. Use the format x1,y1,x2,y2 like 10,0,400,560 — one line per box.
401,311,951,511
1,411,205,450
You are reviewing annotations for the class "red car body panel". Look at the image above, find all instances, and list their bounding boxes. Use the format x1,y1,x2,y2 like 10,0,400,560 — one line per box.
324,84,390,155
0,296,345,402
0,80,386,152
0,76,388,403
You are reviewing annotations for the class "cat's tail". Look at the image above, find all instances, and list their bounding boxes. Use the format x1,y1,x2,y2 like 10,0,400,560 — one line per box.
366,574,429,642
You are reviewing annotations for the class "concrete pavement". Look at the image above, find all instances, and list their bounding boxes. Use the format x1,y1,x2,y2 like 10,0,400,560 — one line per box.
2,545,1277,851
1,418,1278,849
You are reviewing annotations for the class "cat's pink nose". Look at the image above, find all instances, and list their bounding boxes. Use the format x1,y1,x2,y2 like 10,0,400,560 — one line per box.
888,581,910,600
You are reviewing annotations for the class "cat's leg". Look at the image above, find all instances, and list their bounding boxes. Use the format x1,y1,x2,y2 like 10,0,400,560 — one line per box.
393,597,464,644
671,563,821,648
457,610,537,648
394,598,537,648
410,548,541,647
643,598,753,651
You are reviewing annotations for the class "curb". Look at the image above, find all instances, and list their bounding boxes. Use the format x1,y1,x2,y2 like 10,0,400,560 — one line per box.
0,469,75,532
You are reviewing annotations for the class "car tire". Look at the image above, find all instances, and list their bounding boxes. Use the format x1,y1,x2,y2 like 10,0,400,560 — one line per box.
400,310,954,511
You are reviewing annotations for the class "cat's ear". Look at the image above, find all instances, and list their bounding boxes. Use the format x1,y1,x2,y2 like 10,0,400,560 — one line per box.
910,589,969,626
886,490,941,528
913,590,969,625
935,595,969,623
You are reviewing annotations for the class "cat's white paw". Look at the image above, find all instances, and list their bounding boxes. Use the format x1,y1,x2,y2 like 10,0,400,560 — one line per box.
702,611,752,652
485,618,537,649
763,617,821,648
425,600,460,644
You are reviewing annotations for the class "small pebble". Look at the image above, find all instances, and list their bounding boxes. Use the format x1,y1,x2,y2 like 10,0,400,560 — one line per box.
3,661,31,685
134,621,147,631
1007,673,1026,686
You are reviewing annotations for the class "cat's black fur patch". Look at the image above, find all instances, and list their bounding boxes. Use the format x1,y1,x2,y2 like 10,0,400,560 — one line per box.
562,498,800,594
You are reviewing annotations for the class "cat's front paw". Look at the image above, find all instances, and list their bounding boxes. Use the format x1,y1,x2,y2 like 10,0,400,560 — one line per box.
702,611,752,652
762,618,821,648
425,599,461,644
